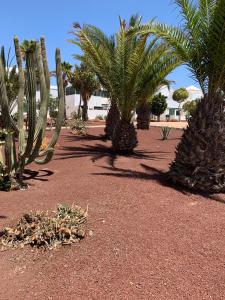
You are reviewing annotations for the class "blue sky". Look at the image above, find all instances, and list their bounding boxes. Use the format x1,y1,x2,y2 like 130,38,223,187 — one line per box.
0,0,197,88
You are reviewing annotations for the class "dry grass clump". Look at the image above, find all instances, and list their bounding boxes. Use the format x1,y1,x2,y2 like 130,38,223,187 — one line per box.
0,204,87,250
40,137,49,151
67,118,87,136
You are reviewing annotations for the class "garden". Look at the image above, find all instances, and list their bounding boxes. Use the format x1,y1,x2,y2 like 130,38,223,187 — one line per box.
1,0,225,299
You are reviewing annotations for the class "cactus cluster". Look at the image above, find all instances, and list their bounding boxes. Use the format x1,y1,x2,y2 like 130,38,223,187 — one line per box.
0,37,64,189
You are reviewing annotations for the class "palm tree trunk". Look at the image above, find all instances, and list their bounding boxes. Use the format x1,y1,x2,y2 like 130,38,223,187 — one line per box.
78,94,82,118
112,119,138,154
169,94,225,193
136,102,151,130
82,98,88,121
105,99,120,139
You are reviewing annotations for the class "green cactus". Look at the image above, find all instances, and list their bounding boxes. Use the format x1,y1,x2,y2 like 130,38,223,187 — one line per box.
0,37,64,190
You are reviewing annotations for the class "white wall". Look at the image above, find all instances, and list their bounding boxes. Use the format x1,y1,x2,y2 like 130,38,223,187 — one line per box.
158,85,203,121
13,85,202,121
66,93,110,119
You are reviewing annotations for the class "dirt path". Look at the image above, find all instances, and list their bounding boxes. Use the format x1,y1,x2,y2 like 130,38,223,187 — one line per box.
0,127,224,300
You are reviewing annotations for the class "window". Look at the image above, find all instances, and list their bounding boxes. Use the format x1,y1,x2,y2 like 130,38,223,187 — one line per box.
93,90,109,98
94,106,104,110
66,86,76,96
169,108,175,116
102,104,109,110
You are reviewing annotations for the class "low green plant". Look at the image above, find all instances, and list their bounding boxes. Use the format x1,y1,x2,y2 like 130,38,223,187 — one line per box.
161,127,171,140
0,203,87,249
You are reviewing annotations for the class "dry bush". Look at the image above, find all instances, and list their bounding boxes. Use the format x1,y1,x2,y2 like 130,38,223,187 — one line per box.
68,118,87,136
0,204,87,250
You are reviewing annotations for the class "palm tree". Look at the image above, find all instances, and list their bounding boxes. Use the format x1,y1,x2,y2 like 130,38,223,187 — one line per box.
140,0,225,192
104,98,120,139
70,16,179,153
172,88,189,121
70,23,120,139
68,63,99,121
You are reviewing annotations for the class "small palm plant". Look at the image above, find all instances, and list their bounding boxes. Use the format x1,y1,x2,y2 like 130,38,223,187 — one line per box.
140,0,225,192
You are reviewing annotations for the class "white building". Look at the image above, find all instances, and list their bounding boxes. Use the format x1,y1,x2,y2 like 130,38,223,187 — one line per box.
64,84,203,121
159,85,203,121
65,86,109,119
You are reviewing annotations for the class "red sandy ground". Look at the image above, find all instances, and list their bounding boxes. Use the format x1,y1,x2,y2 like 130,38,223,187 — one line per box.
0,127,225,300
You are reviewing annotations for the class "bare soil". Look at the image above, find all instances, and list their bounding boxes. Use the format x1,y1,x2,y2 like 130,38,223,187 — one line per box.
0,127,225,300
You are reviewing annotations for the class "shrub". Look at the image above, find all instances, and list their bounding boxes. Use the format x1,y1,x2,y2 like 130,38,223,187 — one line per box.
0,203,87,249
151,93,168,121
69,118,87,135
70,111,80,120
161,127,171,140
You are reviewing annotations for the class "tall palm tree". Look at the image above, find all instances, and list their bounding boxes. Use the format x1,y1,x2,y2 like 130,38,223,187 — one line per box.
68,63,99,121
70,23,120,138
140,0,225,192
70,17,179,153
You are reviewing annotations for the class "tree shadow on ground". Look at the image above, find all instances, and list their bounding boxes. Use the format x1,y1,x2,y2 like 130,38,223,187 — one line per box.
0,215,7,219
23,169,54,182
65,133,107,143
92,163,225,205
55,143,169,168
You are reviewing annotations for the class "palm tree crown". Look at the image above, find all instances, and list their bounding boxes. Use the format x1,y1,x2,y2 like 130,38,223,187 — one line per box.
69,15,179,152
140,0,225,96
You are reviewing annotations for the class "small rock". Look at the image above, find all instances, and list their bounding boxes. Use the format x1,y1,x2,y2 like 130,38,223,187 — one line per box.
88,230,94,237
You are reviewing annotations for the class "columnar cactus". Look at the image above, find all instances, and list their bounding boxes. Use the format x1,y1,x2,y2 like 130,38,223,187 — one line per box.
0,37,64,189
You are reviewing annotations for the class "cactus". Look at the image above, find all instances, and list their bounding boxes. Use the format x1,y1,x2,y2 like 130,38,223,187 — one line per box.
0,37,64,189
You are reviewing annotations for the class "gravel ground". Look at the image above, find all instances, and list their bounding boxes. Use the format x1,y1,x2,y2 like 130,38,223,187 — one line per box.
0,127,225,300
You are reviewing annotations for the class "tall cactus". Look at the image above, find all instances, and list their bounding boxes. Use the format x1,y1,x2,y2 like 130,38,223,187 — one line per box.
0,37,64,189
